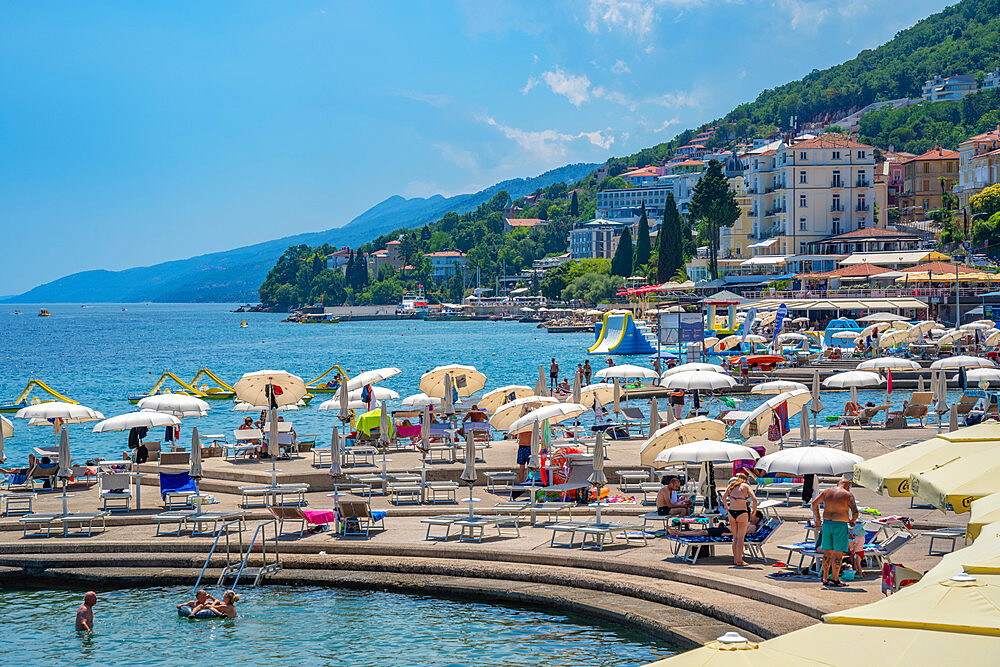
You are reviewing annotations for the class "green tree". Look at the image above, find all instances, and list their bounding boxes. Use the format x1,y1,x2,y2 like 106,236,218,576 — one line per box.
560,273,622,305
689,161,740,280
657,193,683,281
570,191,579,217
971,184,1000,220
611,227,634,277
633,203,651,273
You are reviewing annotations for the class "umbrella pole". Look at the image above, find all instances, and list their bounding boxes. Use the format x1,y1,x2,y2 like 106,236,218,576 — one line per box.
270,407,278,487
61,478,68,516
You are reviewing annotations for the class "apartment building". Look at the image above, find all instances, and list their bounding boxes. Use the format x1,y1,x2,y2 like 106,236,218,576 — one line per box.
621,166,663,186
425,251,467,279
719,176,754,258
742,134,878,258
569,219,624,259
957,128,1000,209
325,247,352,272
921,74,977,102
899,145,959,219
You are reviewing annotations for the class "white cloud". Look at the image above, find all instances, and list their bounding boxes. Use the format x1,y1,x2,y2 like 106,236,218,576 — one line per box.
435,143,479,171
584,0,708,38
521,76,538,95
396,90,453,109
649,90,701,108
653,118,681,133
611,59,631,75
737,69,747,80
540,68,592,106
480,116,614,161
775,0,827,31
593,87,637,110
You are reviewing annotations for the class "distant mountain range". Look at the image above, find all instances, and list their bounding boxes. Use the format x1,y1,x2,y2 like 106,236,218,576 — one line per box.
5,163,598,303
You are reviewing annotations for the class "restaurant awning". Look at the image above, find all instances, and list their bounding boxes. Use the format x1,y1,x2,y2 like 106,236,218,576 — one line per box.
747,238,779,249
740,255,789,266
741,297,929,312
840,250,950,266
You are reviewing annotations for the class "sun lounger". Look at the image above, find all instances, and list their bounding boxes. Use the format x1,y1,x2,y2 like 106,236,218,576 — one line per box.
269,506,315,536
666,517,781,564
18,513,64,537
223,441,258,462
454,516,515,542
425,481,459,504
620,407,647,435
617,470,650,492
159,471,197,509
311,447,334,467
640,482,661,505
187,511,243,536
923,527,966,555
547,521,592,547
421,514,467,541
484,471,517,494
99,472,133,512
153,510,197,536
577,521,648,550
956,394,979,417
388,484,422,505
755,481,803,506
344,445,378,467
538,457,593,501
239,484,309,508
59,512,108,537
2,492,36,516
337,500,385,538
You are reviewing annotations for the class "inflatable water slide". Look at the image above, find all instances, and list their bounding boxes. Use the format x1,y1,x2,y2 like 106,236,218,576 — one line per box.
589,310,657,355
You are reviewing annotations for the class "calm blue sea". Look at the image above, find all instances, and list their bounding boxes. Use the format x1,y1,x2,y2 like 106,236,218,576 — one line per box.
1,303,962,462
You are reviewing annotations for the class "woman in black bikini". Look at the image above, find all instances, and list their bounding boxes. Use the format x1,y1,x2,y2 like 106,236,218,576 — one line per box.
721,473,758,567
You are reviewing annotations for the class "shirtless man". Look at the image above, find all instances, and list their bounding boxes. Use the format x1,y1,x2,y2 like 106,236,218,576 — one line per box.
655,476,692,516
812,479,859,587
177,589,216,612
75,591,97,631
459,404,487,437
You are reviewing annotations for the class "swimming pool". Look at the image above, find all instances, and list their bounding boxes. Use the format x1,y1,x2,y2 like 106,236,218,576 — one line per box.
3,585,680,665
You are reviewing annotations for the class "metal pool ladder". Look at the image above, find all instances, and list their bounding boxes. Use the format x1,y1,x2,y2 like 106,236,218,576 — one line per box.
194,519,282,591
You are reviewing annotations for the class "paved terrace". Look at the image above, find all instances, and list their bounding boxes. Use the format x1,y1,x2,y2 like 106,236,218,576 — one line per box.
0,424,967,648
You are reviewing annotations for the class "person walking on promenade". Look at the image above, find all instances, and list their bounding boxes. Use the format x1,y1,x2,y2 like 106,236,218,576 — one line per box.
812,479,859,588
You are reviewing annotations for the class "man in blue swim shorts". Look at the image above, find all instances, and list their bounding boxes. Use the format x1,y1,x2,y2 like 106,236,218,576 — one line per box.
516,429,532,482
812,479,859,588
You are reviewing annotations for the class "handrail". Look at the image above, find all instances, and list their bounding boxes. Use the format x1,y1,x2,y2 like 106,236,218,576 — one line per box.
193,518,244,594
231,519,279,590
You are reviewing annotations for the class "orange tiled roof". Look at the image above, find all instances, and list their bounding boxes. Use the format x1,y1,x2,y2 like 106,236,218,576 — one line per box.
906,146,959,162
790,134,876,151
505,218,546,227
799,262,893,280
901,261,977,274
825,227,919,240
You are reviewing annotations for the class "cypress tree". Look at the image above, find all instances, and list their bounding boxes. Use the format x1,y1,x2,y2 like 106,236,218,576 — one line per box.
633,203,650,272
611,227,633,277
659,193,683,281
570,191,579,217
345,251,356,289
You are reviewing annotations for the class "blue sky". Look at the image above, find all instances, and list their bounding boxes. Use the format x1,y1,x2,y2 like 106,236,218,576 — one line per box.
0,0,951,294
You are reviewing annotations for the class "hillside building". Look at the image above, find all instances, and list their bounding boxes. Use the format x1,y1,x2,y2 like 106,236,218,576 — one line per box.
325,247,352,272
921,74,977,102
956,127,1000,209
503,218,547,234
569,219,624,259
425,251,467,279
898,145,959,220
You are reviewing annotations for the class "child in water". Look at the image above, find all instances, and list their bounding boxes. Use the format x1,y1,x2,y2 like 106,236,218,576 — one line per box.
191,590,240,618
177,589,216,612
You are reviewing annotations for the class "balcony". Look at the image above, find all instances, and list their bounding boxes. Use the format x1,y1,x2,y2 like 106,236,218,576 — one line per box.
830,179,843,188
856,203,870,212
830,204,844,212
764,206,786,217
856,179,870,188
748,210,758,218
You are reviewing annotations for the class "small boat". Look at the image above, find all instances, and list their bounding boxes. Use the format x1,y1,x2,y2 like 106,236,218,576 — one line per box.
240,320,248,328
37,308,51,317
12,310,21,315
121,307,128,312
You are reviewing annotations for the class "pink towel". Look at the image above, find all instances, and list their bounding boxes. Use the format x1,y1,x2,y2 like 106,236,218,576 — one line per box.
301,509,336,525
396,424,421,439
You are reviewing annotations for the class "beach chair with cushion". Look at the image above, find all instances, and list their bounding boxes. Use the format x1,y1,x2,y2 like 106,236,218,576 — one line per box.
666,517,781,564
902,403,929,427
99,472,132,512
268,506,324,537
337,500,385,538
620,407,647,435
956,394,979,417
159,471,197,509
537,456,594,501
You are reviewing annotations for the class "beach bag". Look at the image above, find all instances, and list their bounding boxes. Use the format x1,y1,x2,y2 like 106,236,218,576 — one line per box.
767,418,781,442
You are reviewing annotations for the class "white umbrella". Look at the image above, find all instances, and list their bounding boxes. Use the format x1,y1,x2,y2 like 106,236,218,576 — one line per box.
791,317,809,324
419,364,486,399
233,369,307,407
739,389,811,437
832,331,861,340
571,372,582,405
653,439,760,466
594,364,658,380
661,371,737,391
649,397,658,437
137,394,210,417
986,331,1000,348
56,429,72,515
507,403,588,435
536,365,548,397
931,356,996,370
962,368,1000,386
777,333,807,343
420,405,430,452
15,401,104,426
479,385,533,414
348,387,400,402
751,380,808,394
378,400,391,447
92,411,181,433
743,334,767,343
822,371,884,389
961,322,994,331
612,378,621,415
755,448,862,476
489,396,559,431
639,417,727,466
661,362,727,377
345,367,402,391
799,404,810,447
529,422,541,473
857,357,921,372
442,373,455,416
935,330,971,346
234,402,298,412
400,393,442,407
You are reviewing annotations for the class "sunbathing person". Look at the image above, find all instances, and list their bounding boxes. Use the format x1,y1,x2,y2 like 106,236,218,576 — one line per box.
843,401,861,417
458,404,487,437
177,589,216,611
667,510,763,537
191,590,239,618
656,475,692,516
0,453,38,475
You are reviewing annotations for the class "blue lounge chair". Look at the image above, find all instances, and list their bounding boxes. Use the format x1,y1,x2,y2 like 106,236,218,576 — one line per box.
159,471,197,509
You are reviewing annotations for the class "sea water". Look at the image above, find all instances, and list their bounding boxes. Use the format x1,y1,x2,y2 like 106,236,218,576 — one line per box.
0,586,679,665
1,302,963,461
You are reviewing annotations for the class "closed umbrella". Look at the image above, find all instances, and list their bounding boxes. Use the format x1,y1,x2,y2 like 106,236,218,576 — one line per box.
842,428,853,454
479,385,533,414
0,416,7,463
442,373,455,416
345,367,402,391
189,427,203,513
56,429,72,516
917,375,926,393
329,426,343,479
460,430,478,519
950,404,959,432
799,404,810,447
810,368,824,442
536,365,547,397
589,430,607,523
420,405,430,452
649,397,658,437
338,381,350,423
379,400,391,447
571,372,582,405
756,447,862,476
612,378,621,416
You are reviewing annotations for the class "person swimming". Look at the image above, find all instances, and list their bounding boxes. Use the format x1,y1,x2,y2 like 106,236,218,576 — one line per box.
177,589,216,612
190,589,239,618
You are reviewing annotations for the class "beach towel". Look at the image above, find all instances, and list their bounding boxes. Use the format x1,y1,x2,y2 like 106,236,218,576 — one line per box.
159,471,197,499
